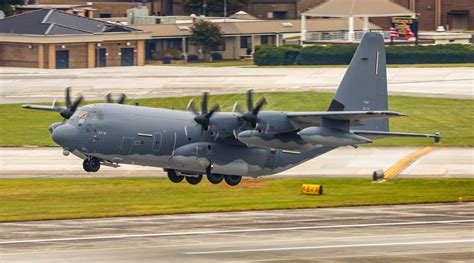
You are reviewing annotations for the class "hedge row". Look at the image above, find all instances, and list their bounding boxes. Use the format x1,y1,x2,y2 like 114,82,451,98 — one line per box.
253,44,474,65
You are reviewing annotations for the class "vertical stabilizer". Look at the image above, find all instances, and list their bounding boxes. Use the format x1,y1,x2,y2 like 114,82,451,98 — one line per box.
328,32,388,131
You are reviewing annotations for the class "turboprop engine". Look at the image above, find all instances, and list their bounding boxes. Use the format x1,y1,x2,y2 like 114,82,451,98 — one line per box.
298,127,372,146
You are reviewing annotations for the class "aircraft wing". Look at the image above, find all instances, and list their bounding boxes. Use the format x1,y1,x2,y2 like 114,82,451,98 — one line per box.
21,104,66,112
287,111,406,129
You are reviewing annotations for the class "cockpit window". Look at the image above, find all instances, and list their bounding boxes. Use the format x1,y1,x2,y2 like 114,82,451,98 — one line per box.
91,110,104,121
79,111,89,120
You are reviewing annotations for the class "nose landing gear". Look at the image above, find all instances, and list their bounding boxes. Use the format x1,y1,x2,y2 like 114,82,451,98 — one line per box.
83,157,101,172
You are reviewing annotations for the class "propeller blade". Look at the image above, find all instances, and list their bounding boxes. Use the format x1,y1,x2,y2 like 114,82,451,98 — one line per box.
117,93,127,104
206,104,220,118
70,95,84,112
201,92,209,114
232,102,243,113
187,99,198,115
246,89,253,111
65,87,72,108
253,97,268,114
105,93,113,103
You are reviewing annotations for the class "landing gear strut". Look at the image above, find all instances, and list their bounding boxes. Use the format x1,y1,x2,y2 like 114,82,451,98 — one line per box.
83,157,100,172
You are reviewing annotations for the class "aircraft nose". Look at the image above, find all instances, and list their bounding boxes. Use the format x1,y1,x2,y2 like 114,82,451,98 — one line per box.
52,124,78,149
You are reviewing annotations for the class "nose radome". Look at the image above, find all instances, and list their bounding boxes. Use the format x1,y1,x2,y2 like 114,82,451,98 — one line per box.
52,124,78,149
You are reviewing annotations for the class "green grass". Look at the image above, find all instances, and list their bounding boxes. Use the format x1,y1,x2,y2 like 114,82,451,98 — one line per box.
0,178,472,222
1,92,472,147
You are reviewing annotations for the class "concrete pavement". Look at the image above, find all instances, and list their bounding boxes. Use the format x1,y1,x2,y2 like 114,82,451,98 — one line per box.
1,147,472,178
1,203,473,262
1,66,473,104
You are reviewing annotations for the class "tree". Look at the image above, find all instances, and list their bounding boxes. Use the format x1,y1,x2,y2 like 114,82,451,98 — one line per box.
189,20,223,61
183,0,249,17
0,0,24,17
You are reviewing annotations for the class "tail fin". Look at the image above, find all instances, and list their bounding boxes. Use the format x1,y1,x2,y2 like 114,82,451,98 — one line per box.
328,32,388,131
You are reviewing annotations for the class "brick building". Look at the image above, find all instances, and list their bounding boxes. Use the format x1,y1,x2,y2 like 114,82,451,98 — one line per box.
0,9,151,68
246,0,474,31
33,0,175,17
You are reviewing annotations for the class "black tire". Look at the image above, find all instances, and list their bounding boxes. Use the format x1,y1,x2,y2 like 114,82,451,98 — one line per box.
88,157,101,172
207,173,224,184
82,159,91,172
224,175,242,186
185,175,203,185
167,170,184,183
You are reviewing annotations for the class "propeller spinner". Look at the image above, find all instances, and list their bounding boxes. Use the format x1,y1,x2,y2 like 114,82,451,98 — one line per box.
240,89,267,128
60,87,84,119
188,92,220,131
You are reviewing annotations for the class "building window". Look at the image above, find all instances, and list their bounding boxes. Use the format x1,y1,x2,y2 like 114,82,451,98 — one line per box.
213,40,226,51
261,35,275,45
273,11,287,19
99,13,112,18
240,36,251,48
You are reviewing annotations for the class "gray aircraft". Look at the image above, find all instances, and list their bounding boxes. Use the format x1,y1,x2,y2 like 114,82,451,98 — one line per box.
23,33,440,186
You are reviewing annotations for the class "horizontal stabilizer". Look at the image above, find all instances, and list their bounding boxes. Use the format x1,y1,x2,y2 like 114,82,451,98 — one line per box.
288,111,406,129
352,130,442,143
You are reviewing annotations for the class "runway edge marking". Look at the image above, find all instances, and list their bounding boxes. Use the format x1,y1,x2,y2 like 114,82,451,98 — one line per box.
1,219,473,245
184,239,474,255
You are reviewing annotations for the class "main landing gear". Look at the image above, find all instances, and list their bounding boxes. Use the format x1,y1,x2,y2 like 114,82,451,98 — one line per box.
83,157,101,172
166,169,242,186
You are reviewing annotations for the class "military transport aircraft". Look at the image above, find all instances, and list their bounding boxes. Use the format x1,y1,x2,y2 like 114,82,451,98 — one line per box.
22,33,440,186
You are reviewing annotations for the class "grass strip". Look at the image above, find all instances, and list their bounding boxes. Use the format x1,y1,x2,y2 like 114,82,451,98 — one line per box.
0,178,472,222
1,92,472,147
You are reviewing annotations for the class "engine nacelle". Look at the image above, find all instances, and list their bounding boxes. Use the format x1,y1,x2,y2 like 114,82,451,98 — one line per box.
298,127,372,146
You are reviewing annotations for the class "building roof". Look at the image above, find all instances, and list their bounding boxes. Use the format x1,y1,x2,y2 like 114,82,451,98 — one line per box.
14,4,92,10
0,9,139,35
302,0,416,17
228,11,258,20
134,18,381,38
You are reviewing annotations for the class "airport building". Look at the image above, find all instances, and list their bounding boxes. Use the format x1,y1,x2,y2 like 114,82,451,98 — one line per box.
0,9,151,68
248,0,474,32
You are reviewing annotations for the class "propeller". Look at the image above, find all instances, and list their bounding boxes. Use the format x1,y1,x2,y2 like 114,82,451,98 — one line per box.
240,89,267,128
105,93,127,104
188,92,220,131
60,87,84,119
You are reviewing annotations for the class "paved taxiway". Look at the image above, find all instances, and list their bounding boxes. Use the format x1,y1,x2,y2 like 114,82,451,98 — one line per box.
1,147,472,178
0,203,473,262
1,66,473,104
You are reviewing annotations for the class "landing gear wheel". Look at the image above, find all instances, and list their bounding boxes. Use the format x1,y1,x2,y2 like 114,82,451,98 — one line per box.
83,159,91,172
207,173,224,184
167,170,184,183
224,175,242,186
83,157,100,172
185,175,203,185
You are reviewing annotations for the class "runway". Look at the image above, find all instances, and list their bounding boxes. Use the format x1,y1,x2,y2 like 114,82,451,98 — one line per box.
1,66,473,104
1,147,473,178
0,203,473,262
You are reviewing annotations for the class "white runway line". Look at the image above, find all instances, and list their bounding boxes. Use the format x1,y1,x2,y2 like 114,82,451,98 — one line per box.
184,239,474,255
1,219,473,245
